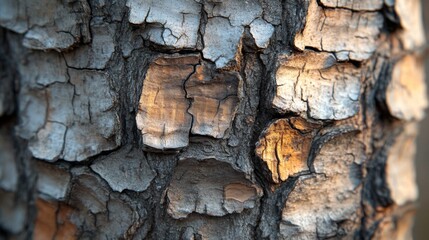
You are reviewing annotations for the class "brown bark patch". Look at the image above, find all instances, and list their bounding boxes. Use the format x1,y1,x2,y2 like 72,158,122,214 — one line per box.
136,54,198,150
255,118,316,183
34,199,77,240
224,183,257,203
386,55,427,121
186,62,240,138
136,55,240,151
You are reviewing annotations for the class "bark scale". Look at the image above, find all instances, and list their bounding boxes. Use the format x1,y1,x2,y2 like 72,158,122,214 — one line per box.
0,0,426,239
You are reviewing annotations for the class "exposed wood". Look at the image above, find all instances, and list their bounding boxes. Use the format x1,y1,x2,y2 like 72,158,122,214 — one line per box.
137,55,241,150
186,62,240,138
34,199,77,240
136,54,197,150
371,207,415,240
255,118,317,183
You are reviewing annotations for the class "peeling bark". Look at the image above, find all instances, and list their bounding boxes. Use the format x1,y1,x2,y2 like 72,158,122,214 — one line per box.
0,0,426,239
0,0,90,50
294,0,383,61
136,54,241,150
136,54,197,150
127,0,201,49
90,147,156,192
272,51,361,120
386,55,427,121
166,159,262,219
33,199,77,240
255,118,317,183
280,134,364,239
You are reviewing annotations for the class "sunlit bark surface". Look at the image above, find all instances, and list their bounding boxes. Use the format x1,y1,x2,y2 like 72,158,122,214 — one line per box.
0,0,426,239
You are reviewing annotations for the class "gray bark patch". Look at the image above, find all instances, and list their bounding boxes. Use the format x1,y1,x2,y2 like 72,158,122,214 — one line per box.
90,147,156,192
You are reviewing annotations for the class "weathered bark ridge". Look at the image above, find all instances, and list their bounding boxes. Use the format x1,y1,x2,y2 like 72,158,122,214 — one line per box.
0,0,426,239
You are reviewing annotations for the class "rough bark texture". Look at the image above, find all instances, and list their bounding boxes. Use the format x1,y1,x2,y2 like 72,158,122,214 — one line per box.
0,0,426,239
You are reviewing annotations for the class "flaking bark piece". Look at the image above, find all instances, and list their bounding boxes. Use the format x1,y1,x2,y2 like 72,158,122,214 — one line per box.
136,54,199,150
201,0,273,68
250,18,275,48
386,55,427,121
255,118,318,183
136,55,240,151
386,124,419,206
166,159,262,219
272,51,361,120
90,147,156,192
294,0,383,61
280,134,365,239
185,62,240,138
394,0,425,50
202,17,244,68
319,0,384,11
33,199,77,240
35,161,71,200
204,0,263,27
126,0,201,49
0,0,90,51
64,24,116,70
69,171,110,214
17,68,121,162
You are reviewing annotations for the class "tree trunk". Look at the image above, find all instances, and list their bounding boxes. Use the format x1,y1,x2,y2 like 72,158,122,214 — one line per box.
0,0,426,239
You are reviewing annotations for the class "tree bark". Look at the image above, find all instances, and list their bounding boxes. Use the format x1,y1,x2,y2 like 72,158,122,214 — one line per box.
0,0,426,239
